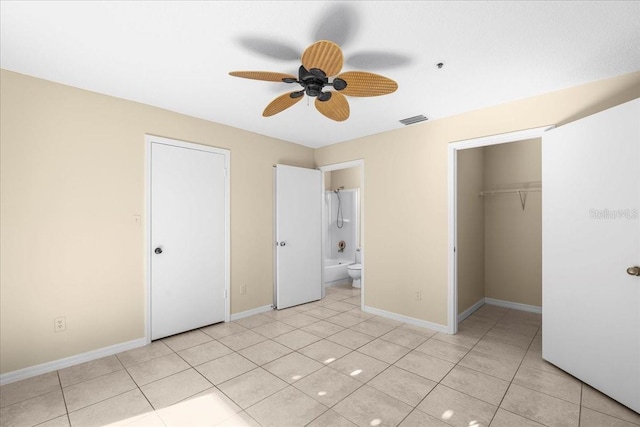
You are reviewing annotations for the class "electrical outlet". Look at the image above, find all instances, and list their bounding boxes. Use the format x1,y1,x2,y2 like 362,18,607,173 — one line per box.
415,290,422,301
54,316,66,332
240,285,247,295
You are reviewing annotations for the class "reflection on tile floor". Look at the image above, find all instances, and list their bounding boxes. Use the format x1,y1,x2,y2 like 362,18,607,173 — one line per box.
2,284,639,426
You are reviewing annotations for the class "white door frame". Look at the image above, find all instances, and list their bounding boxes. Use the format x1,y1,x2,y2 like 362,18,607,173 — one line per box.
145,135,231,343
319,159,365,307
447,126,553,334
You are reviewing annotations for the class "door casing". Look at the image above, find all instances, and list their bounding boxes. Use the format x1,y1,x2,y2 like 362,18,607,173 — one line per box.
447,126,554,334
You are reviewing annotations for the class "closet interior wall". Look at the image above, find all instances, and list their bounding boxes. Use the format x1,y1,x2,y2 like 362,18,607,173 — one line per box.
457,138,542,316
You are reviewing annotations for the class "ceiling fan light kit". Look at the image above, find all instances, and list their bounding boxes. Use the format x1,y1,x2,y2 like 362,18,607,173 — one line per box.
230,40,398,122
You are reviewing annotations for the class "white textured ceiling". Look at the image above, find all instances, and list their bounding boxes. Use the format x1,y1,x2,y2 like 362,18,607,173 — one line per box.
2,1,639,148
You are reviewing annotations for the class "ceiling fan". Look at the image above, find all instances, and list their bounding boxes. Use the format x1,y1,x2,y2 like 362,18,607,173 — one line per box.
229,40,398,122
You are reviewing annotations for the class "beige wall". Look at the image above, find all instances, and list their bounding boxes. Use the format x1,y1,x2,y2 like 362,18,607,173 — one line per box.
0,70,314,374
484,139,542,306
314,71,640,326
456,148,485,314
2,68,639,375
329,166,362,191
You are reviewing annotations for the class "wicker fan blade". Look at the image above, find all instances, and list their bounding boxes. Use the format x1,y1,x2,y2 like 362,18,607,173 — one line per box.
301,40,343,77
229,71,297,82
336,71,398,97
315,92,350,122
263,92,304,117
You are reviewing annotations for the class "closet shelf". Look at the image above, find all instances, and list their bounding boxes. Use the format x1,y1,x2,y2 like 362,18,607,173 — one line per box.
479,183,541,210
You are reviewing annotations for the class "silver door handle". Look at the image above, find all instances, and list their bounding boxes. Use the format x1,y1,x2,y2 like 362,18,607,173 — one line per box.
626,266,640,276
279,242,286,247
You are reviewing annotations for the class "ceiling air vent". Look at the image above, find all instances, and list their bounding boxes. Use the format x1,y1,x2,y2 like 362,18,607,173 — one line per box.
399,115,428,126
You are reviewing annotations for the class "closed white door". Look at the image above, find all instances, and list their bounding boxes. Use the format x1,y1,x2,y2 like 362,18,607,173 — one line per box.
275,164,322,309
150,138,228,340
542,98,639,412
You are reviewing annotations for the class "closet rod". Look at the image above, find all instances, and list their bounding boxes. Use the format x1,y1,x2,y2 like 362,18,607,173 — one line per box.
478,187,541,196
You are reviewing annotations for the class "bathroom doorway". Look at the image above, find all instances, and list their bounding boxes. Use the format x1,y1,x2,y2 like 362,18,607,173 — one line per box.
319,160,365,308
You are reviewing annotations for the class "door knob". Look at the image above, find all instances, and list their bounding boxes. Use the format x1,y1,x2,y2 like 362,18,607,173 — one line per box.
155,247,163,254
279,242,286,246
627,266,640,276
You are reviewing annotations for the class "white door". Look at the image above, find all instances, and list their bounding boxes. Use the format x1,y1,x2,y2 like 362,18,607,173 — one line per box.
275,164,322,309
542,98,639,412
150,138,228,340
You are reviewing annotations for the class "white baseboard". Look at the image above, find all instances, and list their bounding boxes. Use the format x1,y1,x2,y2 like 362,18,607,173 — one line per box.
485,297,542,314
230,304,274,321
0,337,147,386
458,298,486,323
363,305,448,334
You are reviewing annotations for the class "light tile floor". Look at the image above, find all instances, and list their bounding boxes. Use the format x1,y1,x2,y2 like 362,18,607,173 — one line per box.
2,284,639,427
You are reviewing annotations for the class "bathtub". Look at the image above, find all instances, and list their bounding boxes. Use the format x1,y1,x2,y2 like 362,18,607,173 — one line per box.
324,258,354,285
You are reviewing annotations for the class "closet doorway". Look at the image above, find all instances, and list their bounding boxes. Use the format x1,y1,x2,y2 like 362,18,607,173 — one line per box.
447,127,552,334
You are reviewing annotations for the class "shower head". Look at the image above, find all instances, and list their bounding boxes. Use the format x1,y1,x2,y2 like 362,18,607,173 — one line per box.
334,186,345,193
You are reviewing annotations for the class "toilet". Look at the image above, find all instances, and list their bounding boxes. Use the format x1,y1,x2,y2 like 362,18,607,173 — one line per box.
347,264,362,288
347,248,362,288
